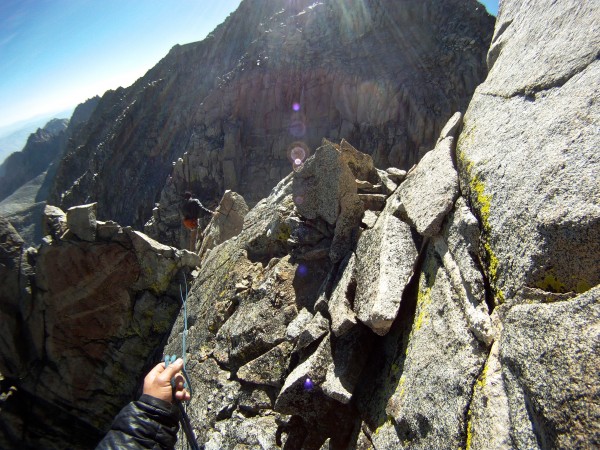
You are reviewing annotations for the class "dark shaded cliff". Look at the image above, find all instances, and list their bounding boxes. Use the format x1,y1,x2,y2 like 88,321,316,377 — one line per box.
0,206,200,450
48,0,494,230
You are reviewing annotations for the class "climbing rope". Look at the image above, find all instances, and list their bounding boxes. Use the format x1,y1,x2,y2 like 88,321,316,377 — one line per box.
180,275,189,372
164,272,200,450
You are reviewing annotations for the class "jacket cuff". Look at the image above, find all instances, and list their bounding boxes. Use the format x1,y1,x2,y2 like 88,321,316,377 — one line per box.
138,394,179,417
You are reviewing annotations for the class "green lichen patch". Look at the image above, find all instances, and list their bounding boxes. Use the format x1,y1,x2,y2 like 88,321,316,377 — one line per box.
457,143,505,304
575,279,593,294
276,222,291,242
533,271,592,295
535,272,567,293
414,287,432,333
405,253,437,356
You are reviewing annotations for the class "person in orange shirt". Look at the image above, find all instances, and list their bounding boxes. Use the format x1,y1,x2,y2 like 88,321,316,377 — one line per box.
182,191,215,251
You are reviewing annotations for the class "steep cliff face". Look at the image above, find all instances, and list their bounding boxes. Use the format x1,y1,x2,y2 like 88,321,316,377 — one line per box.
0,206,200,450
457,0,600,301
157,1,599,448
454,1,600,447
48,0,493,232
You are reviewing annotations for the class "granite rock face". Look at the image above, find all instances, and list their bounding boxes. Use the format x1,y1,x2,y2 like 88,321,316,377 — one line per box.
353,201,418,336
390,131,461,237
47,0,493,243
293,141,364,263
66,202,98,241
456,1,599,448
457,0,600,301
382,244,489,449
0,207,199,450
499,288,600,449
158,4,600,440
198,190,249,258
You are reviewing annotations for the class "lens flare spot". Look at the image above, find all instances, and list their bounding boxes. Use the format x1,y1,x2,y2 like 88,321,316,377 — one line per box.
297,264,308,277
294,195,304,205
291,146,306,162
293,161,305,172
288,141,311,169
292,102,301,111
303,377,314,391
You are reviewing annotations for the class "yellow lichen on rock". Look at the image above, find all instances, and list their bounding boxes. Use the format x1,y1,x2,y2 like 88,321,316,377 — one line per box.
414,286,432,332
457,139,505,304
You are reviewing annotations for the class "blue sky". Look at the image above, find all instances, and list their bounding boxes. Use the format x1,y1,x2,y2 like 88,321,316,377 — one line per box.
479,0,499,16
0,0,244,128
0,0,499,129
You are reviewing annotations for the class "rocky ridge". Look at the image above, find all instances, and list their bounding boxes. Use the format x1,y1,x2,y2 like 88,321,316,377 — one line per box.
157,1,598,448
48,0,493,236
0,98,100,245
161,117,493,448
0,0,598,449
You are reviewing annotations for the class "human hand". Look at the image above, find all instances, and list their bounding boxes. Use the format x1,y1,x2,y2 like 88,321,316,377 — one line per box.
143,358,191,404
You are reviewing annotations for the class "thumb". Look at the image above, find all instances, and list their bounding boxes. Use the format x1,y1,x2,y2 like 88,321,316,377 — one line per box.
162,358,184,380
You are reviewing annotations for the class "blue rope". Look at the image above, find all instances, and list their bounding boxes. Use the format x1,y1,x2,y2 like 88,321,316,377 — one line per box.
165,272,192,394
165,273,199,450
179,272,189,372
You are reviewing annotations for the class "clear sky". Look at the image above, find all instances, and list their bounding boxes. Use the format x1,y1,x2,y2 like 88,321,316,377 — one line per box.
0,0,499,130
0,0,244,128
479,0,499,16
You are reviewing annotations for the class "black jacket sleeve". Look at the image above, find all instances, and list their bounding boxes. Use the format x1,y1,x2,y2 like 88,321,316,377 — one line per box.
95,394,180,450
183,198,213,219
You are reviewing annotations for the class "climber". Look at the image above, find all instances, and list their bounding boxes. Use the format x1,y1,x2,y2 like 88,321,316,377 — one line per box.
95,358,191,449
182,191,215,251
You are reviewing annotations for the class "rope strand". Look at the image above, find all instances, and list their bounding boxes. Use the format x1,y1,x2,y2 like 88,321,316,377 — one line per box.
169,272,199,450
